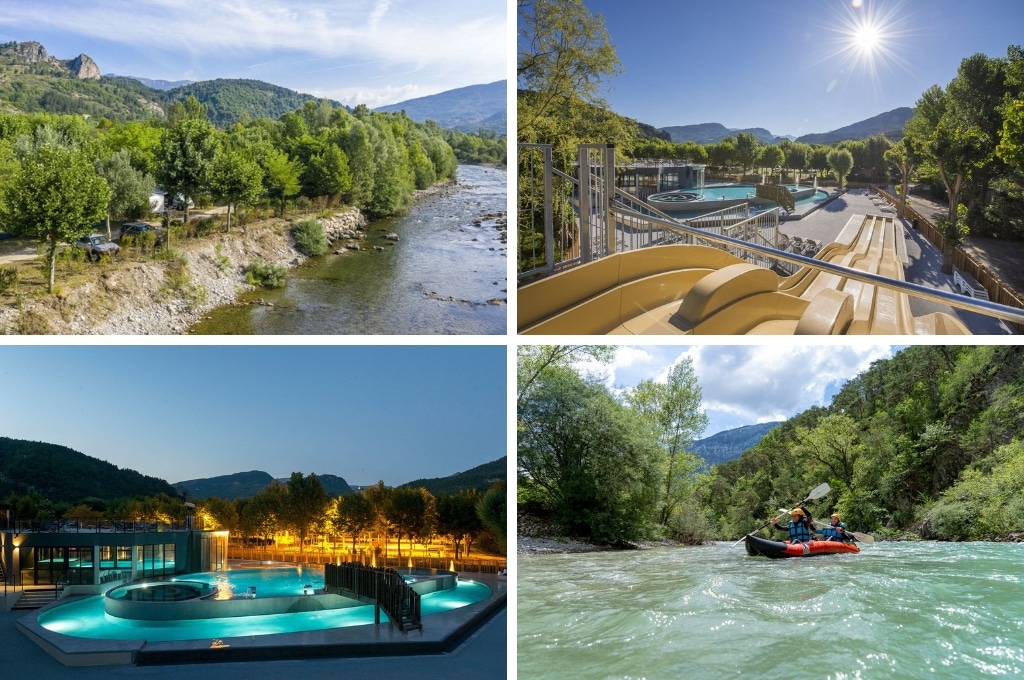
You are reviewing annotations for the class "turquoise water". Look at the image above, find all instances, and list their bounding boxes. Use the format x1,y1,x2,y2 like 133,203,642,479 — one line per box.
38,569,491,642
518,542,1024,678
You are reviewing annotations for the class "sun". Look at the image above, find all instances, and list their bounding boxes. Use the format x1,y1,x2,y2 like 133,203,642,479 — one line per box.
853,23,881,54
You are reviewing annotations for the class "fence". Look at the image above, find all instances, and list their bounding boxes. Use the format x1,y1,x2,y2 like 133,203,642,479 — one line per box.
873,186,1024,333
324,562,421,631
228,546,506,574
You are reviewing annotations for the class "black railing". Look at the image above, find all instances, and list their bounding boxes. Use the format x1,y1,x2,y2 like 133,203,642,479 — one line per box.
324,562,422,632
3,517,190,534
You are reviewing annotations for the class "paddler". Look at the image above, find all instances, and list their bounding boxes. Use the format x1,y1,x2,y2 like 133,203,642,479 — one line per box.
819,513,851,542
770,506,815,543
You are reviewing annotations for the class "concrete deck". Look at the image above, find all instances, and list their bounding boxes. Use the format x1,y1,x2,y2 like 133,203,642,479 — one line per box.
781,189,1012,334
4,572,507,677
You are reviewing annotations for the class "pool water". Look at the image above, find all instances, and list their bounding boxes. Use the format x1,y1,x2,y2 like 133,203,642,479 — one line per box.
37,568,491,642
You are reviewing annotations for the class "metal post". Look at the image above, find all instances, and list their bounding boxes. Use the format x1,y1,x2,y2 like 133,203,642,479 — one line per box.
578,145,593,264
374,571,380,626
543,145,554,274
604,144,616,256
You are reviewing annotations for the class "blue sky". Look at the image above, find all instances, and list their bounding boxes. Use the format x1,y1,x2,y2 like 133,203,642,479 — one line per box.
564,0,1024,136
0,0,506,108
573,344,899,439
0,345,506,487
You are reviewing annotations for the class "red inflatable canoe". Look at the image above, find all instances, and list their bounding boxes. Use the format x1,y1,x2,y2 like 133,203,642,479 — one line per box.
745,534,861,558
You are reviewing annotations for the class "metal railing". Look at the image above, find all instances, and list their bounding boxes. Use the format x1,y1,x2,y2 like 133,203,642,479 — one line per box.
325,562,421,631
614,207,1024,326
3,518,190,533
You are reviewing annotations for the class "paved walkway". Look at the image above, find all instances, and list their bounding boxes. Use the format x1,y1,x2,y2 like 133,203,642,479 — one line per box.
780,189,1013,334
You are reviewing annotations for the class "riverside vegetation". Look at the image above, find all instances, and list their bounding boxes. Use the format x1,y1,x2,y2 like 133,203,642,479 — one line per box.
0,95,503,333
518,345,1024,549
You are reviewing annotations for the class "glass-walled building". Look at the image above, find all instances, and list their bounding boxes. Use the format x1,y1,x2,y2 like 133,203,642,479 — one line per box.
1,522,228,593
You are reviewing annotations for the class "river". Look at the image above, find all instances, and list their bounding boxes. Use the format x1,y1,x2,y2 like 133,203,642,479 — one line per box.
518,542,1024,678
190,164,507,334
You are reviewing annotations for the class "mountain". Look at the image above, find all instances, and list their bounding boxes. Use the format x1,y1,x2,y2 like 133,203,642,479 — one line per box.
107,74,194,90
690,423,783,466
375,80,506,133
174,471,354,501
0,437,180,504
401,457,506,496
165,79,340,127
0,40,337,126
660,123,786,145
796,107,913,144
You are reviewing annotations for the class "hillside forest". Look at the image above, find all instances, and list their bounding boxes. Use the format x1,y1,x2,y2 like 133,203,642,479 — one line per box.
1,439,507,559
517,345,1024,546
519,0,1024,241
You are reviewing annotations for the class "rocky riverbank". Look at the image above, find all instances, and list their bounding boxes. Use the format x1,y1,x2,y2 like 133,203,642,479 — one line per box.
0,207,365,335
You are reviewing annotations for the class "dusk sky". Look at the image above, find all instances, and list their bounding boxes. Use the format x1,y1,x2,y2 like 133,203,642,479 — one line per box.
573,344,899,439
0,345,506,488
0,0,506,108
566,0,1023,137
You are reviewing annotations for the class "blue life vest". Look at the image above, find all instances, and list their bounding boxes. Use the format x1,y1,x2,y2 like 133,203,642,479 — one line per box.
821,522,847,541
786,519,812,543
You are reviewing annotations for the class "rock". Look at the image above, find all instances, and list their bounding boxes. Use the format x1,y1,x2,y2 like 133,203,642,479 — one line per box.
7,41,49,62
346,243,360,251
68,53,101,80
385,232,400,241
373,246,385,252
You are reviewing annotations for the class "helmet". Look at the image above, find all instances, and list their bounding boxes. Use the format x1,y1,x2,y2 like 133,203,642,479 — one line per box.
790,508,805,517
831,513,841,521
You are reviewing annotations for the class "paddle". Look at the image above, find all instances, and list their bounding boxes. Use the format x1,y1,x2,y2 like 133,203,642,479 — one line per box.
811,519,875,545
732,482,831,547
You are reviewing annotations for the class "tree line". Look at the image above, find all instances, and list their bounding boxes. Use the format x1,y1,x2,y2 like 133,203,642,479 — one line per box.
517,345,1024,545
4,471,507,559
519,0,1024,251
0,96,461,292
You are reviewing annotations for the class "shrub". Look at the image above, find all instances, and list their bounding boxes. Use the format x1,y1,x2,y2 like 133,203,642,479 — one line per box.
0,266,18,293
291,217,328,256
245,258,287,289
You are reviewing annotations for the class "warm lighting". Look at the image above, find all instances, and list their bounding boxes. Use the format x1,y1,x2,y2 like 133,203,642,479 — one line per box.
210,638,230,649
449,560,455,571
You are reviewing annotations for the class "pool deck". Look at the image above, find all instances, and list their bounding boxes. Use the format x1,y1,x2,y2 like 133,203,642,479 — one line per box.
780,189,1013,334
6,571,507,677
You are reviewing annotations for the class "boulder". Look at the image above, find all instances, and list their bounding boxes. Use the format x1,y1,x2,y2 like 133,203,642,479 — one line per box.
68,53,101,80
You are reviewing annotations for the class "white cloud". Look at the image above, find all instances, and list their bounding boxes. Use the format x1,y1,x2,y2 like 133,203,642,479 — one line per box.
0,0,505,101
576,345,896,433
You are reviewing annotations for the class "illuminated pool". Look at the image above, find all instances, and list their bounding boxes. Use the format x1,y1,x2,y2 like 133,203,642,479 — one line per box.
37,567,491,642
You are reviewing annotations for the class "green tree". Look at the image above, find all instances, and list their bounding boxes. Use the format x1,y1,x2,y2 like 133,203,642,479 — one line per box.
625,358,709,529
94,149,154,240
0,143,111,292
283,472,329,554
827,147,854,188
209,147,264,231
241,486,283,554
167,95,210,126
386,486,433,560
518,363,663,544
156,117,218,230
304,143,352,199
885,135,922,219
262,148,303,216
477,481,507,555
517,0,623,142
758,144,785,175
735,132,761,174
436,490,482,559
335,491,376,554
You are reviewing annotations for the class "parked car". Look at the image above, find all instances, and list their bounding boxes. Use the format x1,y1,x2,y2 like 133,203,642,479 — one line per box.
73,233,120,261
119,221,166,245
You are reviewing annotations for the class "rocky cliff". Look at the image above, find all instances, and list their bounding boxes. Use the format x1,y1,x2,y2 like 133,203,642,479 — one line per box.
68,53,101,80
0,41,101,79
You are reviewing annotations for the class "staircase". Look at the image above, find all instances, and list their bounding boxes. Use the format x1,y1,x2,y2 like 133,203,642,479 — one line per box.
12,589,58,610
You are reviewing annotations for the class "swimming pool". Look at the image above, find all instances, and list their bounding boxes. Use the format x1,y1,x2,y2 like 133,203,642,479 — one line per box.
37,567,491,642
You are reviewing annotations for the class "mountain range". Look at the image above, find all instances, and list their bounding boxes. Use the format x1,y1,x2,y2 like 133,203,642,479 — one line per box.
374,80,506,133
173,471,355,501
0,436,500,506
0,40,504,132
690,422,783,466
658,107,913,146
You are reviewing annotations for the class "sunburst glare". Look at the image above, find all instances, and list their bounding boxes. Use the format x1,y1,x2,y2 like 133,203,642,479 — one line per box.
815,1,918,93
